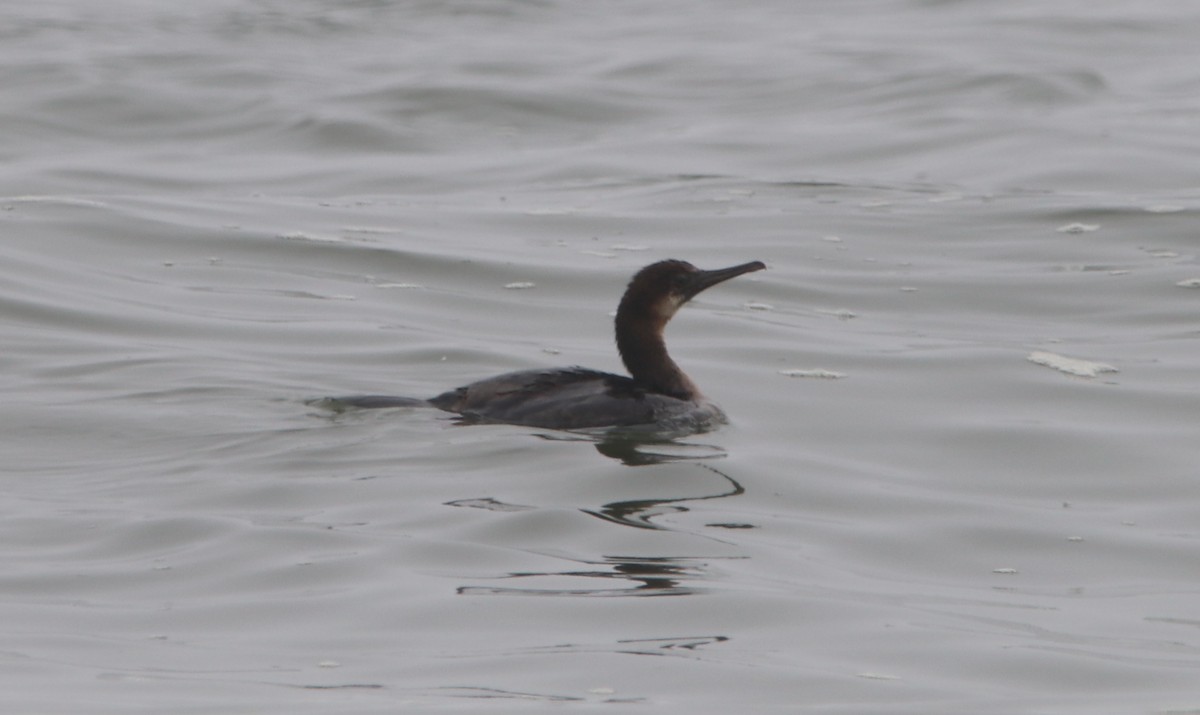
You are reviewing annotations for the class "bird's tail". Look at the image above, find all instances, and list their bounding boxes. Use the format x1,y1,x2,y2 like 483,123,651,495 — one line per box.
311,395,431,410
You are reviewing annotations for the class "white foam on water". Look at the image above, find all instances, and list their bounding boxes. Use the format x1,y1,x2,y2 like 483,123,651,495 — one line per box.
1027,351,1118,377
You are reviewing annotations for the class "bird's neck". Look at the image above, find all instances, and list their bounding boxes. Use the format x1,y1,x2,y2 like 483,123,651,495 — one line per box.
616,319,699,401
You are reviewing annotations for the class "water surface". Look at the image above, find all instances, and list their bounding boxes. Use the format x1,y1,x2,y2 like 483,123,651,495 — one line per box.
3,1,1199,712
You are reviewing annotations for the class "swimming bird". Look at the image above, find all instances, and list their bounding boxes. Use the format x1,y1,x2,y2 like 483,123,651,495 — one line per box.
332,259,765,433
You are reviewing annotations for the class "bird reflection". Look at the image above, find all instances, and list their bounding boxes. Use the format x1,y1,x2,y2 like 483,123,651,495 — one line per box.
583,463,745,531
451,464,750,598
531,430,727,466
456,556,711,597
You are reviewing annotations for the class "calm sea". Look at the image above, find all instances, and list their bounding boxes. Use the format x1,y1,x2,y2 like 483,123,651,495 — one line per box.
3,1,1198,712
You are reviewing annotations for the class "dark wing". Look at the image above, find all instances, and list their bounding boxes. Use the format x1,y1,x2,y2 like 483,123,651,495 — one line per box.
428,367,674,430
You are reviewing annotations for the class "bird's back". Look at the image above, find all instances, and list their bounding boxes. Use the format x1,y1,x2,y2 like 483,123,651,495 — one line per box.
429,367,724,431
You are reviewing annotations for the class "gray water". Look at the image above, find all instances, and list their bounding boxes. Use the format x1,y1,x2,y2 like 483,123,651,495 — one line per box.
3,1,1199,712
